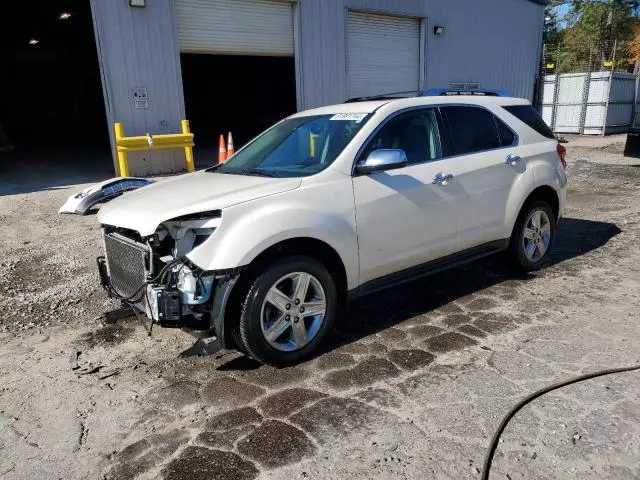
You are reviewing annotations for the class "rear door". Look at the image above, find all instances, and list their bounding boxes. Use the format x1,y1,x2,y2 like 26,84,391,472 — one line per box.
439,105,524,250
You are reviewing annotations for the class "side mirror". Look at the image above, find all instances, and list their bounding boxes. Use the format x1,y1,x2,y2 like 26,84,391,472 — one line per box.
356,149,408,174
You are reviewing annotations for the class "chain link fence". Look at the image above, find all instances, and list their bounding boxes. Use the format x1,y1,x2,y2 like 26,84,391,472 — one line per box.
538,40,640,135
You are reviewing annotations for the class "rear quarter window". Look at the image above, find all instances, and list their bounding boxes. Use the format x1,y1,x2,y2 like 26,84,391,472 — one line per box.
503,105,555,139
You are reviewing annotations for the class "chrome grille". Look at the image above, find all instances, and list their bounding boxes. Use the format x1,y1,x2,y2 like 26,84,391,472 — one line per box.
104,232,148,309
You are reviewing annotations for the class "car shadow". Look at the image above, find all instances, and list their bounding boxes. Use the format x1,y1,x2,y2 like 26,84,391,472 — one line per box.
217,217,621,370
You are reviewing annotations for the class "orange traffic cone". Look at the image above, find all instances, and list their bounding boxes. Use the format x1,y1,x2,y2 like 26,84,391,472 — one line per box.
218,134,227,164
227,132,235,158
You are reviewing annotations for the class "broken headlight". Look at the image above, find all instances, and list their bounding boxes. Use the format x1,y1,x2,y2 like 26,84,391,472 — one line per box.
159,210,222,258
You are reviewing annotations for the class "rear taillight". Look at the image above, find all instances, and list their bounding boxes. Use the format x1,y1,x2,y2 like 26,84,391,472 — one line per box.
557,144,567,169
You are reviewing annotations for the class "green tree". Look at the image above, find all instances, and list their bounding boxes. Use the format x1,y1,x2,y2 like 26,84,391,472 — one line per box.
551,1,636,72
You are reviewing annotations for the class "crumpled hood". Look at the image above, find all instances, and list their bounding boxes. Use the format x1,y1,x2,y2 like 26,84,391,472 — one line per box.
97,171,301,236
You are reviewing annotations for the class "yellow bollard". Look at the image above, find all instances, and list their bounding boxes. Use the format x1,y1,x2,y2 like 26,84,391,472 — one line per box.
181,120,196,173
309,132,319,158
114,123,130,177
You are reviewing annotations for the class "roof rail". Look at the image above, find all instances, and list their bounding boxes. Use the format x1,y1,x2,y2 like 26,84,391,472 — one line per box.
344,88,513,103
344,90,422,103
423,88,512,97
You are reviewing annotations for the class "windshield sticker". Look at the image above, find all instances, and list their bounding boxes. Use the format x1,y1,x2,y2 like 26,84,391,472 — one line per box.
330,113,368,123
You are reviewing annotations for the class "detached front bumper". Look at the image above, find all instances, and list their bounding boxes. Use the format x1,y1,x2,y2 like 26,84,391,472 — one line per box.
97,230,240,347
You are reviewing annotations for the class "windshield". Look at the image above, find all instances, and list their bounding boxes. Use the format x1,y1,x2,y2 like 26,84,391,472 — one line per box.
208,113,371,178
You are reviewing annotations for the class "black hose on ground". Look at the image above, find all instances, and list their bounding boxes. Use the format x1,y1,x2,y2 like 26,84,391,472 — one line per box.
481,364,640,480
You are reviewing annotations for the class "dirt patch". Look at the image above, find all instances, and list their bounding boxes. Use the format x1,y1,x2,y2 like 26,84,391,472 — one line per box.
290,397,387,442
162,446,259,480
315,353,356,370
323,357,400,389
150,380,201,410
200,378,265,408
465,297,500,312
238,365,308,389
457,324,488,338
424,332,478,352
387,349,435,370
406,324,444,339
206,407,263,431
258,388,328,418
77,324,136,348
442,313,473,327
375,328,407,344
196,427,255,450
237,420,316,468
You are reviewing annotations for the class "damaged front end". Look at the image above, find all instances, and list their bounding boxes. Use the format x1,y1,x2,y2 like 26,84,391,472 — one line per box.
97,211,240,346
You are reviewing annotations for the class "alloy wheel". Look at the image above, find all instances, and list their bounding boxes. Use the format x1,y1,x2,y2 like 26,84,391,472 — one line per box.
260,272,327,352
522,209,552,263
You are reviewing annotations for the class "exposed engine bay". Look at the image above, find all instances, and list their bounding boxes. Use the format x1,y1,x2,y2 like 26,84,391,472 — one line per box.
97,211,239,342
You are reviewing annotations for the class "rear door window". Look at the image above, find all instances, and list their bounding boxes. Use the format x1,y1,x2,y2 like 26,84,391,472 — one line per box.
503,105,555,139
440,106,504,156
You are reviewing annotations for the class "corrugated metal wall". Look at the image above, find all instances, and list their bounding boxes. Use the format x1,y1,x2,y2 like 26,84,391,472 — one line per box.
298,0,544,109
91,0,544,174
90,0,186,176
424,0,544,100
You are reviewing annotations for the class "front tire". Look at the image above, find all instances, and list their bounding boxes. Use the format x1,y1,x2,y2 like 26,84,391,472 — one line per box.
238,255,338,366
508,200,556,272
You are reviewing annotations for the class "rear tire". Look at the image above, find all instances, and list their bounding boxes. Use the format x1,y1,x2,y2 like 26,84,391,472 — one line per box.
238,255,337,366
508,200,556,272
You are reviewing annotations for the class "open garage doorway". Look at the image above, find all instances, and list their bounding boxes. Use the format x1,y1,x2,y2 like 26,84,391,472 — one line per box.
175,0,298,167
0,0,110,195
180,53,296,162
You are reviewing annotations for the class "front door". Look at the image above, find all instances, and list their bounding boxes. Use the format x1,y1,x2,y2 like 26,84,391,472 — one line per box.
352,107,461,286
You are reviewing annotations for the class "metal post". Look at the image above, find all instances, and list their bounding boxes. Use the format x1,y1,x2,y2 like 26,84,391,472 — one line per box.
579,46,593,134
602,39,617,136
550,43,561,132
633,75,640,130
181,120,196,173
114,123,130,177
535,44,547,112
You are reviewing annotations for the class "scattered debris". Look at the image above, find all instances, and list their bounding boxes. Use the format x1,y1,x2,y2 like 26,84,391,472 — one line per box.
179,336,224,358
70,349,81,370
77,365,106,376
98,369,121,380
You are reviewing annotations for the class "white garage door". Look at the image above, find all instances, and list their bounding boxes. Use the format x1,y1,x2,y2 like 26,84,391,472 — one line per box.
175,0,294,56
347,11,421,98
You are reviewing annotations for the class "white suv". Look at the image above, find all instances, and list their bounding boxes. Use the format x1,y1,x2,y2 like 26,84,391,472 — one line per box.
97,91,567,365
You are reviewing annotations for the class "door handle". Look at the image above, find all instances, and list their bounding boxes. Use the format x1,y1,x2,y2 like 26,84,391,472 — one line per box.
432,172,454,185
505,154,522,166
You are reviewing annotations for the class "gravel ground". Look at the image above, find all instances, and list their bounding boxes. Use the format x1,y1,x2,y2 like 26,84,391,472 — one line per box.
0,142,639,479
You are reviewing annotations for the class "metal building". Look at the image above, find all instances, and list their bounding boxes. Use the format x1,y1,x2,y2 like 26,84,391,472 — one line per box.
89,0,546,175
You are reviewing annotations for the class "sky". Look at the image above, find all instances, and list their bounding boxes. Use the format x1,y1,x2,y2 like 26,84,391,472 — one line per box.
553,3,570,28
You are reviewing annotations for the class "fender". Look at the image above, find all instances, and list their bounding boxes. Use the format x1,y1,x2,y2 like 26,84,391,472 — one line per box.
186,179,360,289
504,154,566,236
